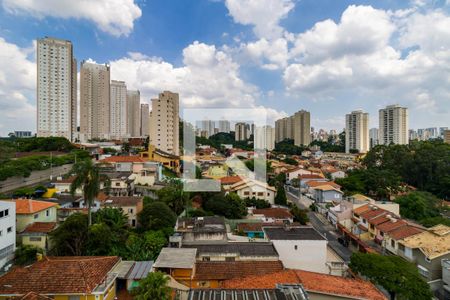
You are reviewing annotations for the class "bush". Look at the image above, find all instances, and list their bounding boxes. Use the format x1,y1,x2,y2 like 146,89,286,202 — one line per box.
138,201,177,231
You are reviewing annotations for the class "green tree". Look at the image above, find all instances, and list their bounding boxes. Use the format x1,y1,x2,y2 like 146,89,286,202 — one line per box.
395,191,442,222
290,206,309,225
245,197,271,209
93,207,129,233
131,271,171,300
282,157,298,166
86,223,115,256
203,192,247,219
350,253,432,300
157,181,188,215
138,201,177,231
14,245,42,266
70,160,101,225
275,185,287,205
50,213,89,256
419,216,450,227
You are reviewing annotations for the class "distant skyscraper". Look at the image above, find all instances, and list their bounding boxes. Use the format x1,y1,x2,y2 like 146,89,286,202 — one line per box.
201,120,215,138
37,37,77,141
255,125,275,150
379,105,409,145
293,110,311,146
79,61,110,141
218,120,230,133
149,91,179,155
444,130,450,144
369,128,379,149
409,129,418,141
345,110,369,153
110,80,128,139
235,122,248,141
140,104,150,137
439,127,448,137
126,90,141,137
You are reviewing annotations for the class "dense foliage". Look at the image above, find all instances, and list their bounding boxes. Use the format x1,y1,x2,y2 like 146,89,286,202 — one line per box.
196,132,253,151
309,133,345,153
350,253,432,300
274,185,287,205
131,271,171,300
274,139,305,155
290,206,309,225
203,192,247,219
245,197,271,209
14,245,42,266
138,201,177,231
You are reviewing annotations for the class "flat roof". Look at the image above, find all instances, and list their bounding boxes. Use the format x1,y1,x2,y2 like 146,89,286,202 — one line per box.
264,227,326,241
153,248,197,269
183,243,278,257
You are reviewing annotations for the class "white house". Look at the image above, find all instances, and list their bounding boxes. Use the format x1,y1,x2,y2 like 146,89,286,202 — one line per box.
312,185,343,203
229,180,276,204
250,208,294,224
0,201,15,271
286,168,318,182
330,170,346,180
264,226,328,274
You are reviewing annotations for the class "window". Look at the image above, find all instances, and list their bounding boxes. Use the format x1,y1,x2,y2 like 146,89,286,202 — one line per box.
390,239,395,248
294,245,298,250
257,192,264,196
202,256,210,262
34,214,39,219
46,210,50,217
29,237,42,242
128,208,134,214
68,296,81,300
0,230,2,236
115,183,120,187
244,191,250,196
0,244,14,259
4,209,8,217
225,257,235,262
7,227,12,233
417,265,429,278
132,219,136,227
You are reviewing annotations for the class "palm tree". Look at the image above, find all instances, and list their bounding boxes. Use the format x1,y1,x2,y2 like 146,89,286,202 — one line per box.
131,271,171,300
70,159,100,226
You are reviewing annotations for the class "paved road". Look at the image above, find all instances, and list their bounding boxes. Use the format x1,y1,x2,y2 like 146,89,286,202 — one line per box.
286,190,353,262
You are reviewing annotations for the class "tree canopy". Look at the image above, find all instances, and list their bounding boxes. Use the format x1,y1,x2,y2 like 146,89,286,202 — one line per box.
203,192,247,219
138,201,177,231
274,185,287,206
131,271,171,300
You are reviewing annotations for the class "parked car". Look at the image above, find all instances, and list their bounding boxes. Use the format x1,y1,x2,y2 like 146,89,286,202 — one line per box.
337,237,349,247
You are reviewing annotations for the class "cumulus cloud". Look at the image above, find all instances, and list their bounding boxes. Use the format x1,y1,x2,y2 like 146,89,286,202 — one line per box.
224,0,294,39
0,38,36,135
2,0,142,36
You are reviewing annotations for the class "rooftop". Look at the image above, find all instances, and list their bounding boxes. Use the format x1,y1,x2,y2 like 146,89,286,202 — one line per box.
298,174,324,180
222,269,387,300
219,176,243,185
375,219,407,233
194,260,284,281
388,224,424,240
153,248,197,269
11,199,58,214
400,225,450,259
264,227,326,241
253,208,293,219
183,243,278,257
99,155,146,163
102,196,143,206
306,180,341,189
0,256,120,295
21,222,57,234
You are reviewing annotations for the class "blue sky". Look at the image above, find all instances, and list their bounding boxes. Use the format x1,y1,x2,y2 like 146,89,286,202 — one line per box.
0,0,449,135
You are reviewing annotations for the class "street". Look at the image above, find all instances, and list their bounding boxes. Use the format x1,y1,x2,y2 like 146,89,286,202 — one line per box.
286,188,353,263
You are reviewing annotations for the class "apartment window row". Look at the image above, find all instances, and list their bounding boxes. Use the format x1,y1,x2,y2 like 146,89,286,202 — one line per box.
0,244,14,259
0,209,9,218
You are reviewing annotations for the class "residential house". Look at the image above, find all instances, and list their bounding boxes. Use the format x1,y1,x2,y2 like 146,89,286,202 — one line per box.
228,180,277,204
192,260,284,288
398,225,450,281
305,180,341,195
170,217,228,247
222,269,387,300
286,167,318,182
327,201,353,228
152,247,197,287
236,222,265,238
98,155,146,173
140,145,180,172
20,222,57,252
250,208,294,224
384,224,424,255
330,170,346,180
101,196,143,227
264,226,328,273
312,185,343,203
182,243,279,262
129,162,162,186
0,256,120,299
0,201,15,271
10,199,58,232
111,260,153,293
52,177,81,194
299,174,328,189
219,176,243,190
101,172,134,196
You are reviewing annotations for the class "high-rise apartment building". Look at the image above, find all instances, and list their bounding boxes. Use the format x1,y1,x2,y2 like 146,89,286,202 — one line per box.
235,122,248,141
369,128,379,149
110,80,128,139
37,37,77,141
149,91,180,155
140,104,150,137
444,130,450,144
255,125,275,150
79,61,110,141
293,110,311,146
218,120,230,133
127,90,141,137
201,120,215,138
345,110,369,153
275,117,295,142
379,105,409,145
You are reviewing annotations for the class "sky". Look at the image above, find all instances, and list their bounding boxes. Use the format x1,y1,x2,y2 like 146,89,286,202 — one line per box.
0,0,450,136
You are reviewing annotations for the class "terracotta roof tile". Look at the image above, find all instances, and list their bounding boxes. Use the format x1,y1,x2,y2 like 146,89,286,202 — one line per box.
237,222,263,232
18,292,53,300
219,176,243,185
103,196,143,206
360,208,387,220
306,180,341,189
0,256,120,295
376,219,407,233
21,222,57,234
11,199,58,214
253,208,293,219
299,174,324,179
368,215,391,226
222,269,387,300
388,225,424,240
353,204,370,215
100,156,145,163
194,261,283,281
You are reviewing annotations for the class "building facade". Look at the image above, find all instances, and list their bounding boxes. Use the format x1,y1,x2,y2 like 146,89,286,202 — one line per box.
0,201,15,271
293,110,311,146
127,90,141,137
149,91,180,155
255,125,275,150
140,103,150,137
444,130,450,144
369,128,379,149
79,61,110,141
345,110,369,153
37,37,77,141
110,80,128,139
379,105,409,145
201,120,216,138
218,120,230,133
235,122,248,141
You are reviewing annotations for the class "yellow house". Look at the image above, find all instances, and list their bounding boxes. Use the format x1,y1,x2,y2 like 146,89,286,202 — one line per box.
0,256,120,299
20,222,57,252
140,144,180,172
153,248,197,287
9,199,58,232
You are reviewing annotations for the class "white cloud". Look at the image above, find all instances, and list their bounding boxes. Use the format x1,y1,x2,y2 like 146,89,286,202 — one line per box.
0,38,36,135
2,0,142,37
224,0,294,39
243,37,289,69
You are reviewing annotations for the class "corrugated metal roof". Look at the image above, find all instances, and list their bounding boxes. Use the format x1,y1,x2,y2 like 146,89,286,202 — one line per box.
127,261,153,279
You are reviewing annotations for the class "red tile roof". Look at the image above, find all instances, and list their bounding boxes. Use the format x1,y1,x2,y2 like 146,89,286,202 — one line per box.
353,204,371,215
237,222,263,232
376,219,407,233
253,208,293,219
100,156,145,163
389,225,425,240
306,180,341,189
368,215,390,226
219,176,243,185
299,174,324,180
360,208,387,220
12,199,58,214
0,256,120,295
18,292,53,300
194,261,283,281
103,196,143,206
22,222,57,234
222,269,387,300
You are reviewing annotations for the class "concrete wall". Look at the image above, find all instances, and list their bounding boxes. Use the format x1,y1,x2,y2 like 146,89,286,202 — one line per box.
0,201,15,270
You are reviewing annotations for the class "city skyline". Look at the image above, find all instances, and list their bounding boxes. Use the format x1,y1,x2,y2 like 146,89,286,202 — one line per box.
1,0,450,136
